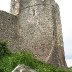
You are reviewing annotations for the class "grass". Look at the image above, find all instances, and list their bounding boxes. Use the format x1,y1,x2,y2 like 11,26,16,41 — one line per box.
68,67,72,72
0,41,71,72
0,52,68,72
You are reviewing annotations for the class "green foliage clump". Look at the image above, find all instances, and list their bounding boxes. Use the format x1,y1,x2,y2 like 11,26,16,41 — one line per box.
0,41,71,72
0,51,68,72
68,67,72,72
0,52,34,72
0,41,11,58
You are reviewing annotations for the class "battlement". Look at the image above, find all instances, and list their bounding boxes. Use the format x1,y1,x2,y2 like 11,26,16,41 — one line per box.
10,0,20,15
10,0,55,15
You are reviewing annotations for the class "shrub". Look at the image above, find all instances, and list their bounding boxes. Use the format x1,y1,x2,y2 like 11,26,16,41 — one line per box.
0,51,68,72
0,41,11,58
68,67,72,72
0,41,69,72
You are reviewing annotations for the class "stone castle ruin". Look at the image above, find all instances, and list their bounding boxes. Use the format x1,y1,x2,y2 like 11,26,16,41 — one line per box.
0,0,67,67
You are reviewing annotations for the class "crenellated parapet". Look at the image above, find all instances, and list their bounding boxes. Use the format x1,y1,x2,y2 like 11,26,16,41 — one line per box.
10,0,20,15
10,0,55,15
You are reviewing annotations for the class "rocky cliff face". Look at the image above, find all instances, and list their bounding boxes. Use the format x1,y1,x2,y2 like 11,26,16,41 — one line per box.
0,0,67,67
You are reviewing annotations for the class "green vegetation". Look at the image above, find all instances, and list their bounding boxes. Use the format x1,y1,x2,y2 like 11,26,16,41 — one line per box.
0,41,72,72
68,67,72,72
0,41,11,58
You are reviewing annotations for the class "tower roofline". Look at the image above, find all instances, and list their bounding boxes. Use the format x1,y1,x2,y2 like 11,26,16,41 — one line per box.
10,0,55,15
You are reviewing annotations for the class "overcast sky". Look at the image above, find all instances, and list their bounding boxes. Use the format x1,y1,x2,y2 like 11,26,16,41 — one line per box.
0,0,72,67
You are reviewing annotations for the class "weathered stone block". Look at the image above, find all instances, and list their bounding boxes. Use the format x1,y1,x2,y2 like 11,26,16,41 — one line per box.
12,64,36,72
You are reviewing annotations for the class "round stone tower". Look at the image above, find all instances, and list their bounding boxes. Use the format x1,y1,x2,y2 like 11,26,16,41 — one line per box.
10,0,67,67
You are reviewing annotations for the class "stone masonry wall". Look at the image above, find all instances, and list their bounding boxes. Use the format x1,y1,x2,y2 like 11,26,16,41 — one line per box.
0,11,19,51
0,0,67,67
46,3,67,67
10,0,20,15
11,0,67,67
17,0,55,61
54,3,67,67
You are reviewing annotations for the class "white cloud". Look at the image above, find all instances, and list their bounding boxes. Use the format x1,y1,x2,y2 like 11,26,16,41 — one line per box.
66,59,72,67
0,0,11,12
55,0,72,38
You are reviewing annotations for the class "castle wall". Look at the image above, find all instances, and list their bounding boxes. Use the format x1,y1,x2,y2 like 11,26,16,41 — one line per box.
54,3,63,47
54,3,67,67
0,0,66,67
10,0,55,15
0,11,19,51
10,0,20,15
46,3,67,67
17,0,55,61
